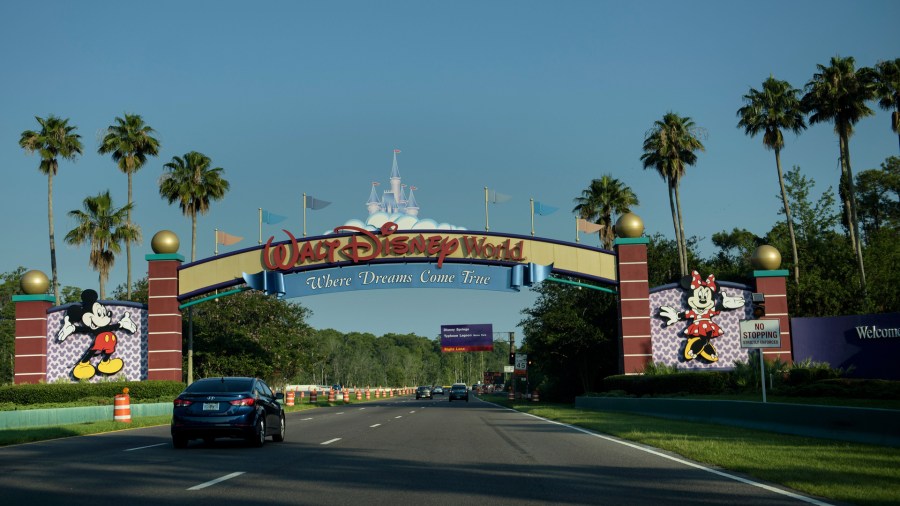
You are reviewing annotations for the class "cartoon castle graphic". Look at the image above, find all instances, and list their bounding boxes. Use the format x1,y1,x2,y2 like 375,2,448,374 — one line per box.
366,150,420,217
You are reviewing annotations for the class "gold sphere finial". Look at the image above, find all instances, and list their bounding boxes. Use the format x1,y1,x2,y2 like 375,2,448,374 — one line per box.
615,213,644,238
751,245,782,270
151,230,179,254
21,270,50,295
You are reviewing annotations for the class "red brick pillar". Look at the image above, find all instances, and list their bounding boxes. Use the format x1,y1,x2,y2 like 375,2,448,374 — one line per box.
753,269,793,363
12,295,54,384
615,238,651,374
146,253,184,381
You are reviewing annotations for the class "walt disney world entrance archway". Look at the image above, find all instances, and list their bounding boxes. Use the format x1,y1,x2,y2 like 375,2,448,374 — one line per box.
12,213,794,384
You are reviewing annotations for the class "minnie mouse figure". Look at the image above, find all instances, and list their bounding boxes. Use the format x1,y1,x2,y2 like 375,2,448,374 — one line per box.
56,289,136,380
658,271,744,362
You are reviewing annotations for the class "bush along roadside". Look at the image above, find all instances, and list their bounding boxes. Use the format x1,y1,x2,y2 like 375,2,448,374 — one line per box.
599,359,900,400
0,380,185,407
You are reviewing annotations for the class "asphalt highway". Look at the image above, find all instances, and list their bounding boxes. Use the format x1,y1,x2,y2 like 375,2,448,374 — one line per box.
0,394,832,505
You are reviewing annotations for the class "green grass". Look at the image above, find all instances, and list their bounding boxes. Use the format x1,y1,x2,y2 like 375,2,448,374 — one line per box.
0,415,173,446
489,397,900,506
0,394,383,446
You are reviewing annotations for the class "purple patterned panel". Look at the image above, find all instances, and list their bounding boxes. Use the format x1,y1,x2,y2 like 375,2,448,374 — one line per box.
650,285,754,370
46,304,148,382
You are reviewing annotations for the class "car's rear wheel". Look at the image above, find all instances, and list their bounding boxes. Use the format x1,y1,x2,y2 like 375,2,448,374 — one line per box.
273,414,286,442
249,416,266,447
203,436,215,445
172,435,188,449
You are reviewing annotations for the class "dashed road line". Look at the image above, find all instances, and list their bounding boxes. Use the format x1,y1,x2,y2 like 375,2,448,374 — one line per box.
321,438,341,445
124,443,167,452
370,424,381,428
188,472,245,490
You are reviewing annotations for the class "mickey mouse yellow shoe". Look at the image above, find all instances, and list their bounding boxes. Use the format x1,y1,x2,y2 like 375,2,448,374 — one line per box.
98,358,124,375
73,361,96,380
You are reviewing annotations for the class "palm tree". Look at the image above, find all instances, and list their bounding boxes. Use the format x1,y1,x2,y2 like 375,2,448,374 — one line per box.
98,114,160,300
802,56,875,292
159,151,230,261
64,191,138,299
640,112,705,276
572,175,639,249
737,76,807,285
873,58,900,153
19,116,84,304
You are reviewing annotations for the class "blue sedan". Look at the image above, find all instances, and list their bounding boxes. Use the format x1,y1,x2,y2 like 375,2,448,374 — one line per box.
171,377,285,448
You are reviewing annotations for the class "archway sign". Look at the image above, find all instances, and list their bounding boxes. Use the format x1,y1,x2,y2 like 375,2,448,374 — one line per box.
178,222,618,300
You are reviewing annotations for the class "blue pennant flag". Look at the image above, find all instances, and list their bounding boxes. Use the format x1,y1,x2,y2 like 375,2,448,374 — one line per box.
534,201,558,216
510,263,554,290
243,271,286,298
262,209,287,225
305,195,331,210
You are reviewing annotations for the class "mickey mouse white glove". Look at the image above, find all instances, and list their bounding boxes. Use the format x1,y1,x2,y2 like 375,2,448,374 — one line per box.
119,312,137,333
57,316,76,342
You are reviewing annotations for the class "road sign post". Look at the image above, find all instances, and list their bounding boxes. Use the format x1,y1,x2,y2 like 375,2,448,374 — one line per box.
740,319,781,403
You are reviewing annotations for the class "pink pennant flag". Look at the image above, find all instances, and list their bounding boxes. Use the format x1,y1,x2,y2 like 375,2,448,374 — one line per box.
216,230,243,246
577,219,604,234
394,149,401,153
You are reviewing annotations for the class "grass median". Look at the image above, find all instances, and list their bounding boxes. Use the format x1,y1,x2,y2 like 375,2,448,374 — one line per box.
487,396,899,506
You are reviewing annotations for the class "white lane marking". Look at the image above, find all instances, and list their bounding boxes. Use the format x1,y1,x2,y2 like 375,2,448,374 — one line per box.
188,471,245,491
301,417,313,421
370,424,381,428
336,412,344,415
124,443,167,452
409,411,416,414
359,407,366,410
395,416,402,419
499,404,832,506
321,438,342,445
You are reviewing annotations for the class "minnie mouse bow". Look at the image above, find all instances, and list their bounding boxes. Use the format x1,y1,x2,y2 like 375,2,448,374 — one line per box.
690,270,716,290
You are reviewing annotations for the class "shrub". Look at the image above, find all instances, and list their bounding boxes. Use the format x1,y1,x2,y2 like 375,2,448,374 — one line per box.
602,372,730,396
0,381,185,406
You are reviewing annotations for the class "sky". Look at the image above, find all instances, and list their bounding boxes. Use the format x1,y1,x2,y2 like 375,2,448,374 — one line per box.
1,1,898,344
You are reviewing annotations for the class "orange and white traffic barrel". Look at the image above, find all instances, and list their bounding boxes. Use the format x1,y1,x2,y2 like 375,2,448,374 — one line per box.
310,389,318,403
356,389,362,401
328,389,336,403
114,389,131,423
286,390,296,406
532,389,540,402
343,389,350,403
366,387,371,400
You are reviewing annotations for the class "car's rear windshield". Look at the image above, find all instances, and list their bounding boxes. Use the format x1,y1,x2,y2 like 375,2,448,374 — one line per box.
185,378,253,393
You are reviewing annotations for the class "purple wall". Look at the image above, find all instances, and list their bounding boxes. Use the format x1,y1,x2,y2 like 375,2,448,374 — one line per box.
791,313,900,380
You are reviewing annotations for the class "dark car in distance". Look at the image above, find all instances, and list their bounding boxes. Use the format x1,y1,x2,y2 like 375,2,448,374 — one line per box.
448,383,468,402
431,386,444,395
416,386,432,399
171,377,285,448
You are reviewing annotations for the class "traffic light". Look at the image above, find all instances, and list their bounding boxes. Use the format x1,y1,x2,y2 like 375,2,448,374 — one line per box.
751,292,766,318
508,352,515,365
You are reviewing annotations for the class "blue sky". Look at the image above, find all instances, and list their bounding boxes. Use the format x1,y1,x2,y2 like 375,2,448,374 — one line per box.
1,1,898,343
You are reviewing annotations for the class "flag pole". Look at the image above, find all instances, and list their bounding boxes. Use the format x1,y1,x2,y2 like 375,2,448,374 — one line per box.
258,208,262,245
530,198,535,237
302,193,307,237
484,187,489,232
576,217,580,243
214,228,219,256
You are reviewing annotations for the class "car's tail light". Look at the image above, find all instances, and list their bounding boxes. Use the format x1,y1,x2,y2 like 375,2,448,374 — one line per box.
229,397,255,406
173,398,193,407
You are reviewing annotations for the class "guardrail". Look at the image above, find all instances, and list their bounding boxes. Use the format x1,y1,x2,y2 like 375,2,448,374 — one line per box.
0,403,171,430
575,397,900,447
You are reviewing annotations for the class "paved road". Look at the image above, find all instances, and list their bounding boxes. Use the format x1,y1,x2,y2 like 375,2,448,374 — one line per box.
0,395,831,505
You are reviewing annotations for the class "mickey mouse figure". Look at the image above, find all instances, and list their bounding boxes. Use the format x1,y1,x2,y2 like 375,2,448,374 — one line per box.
658,271,745,362
56,289,137,380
